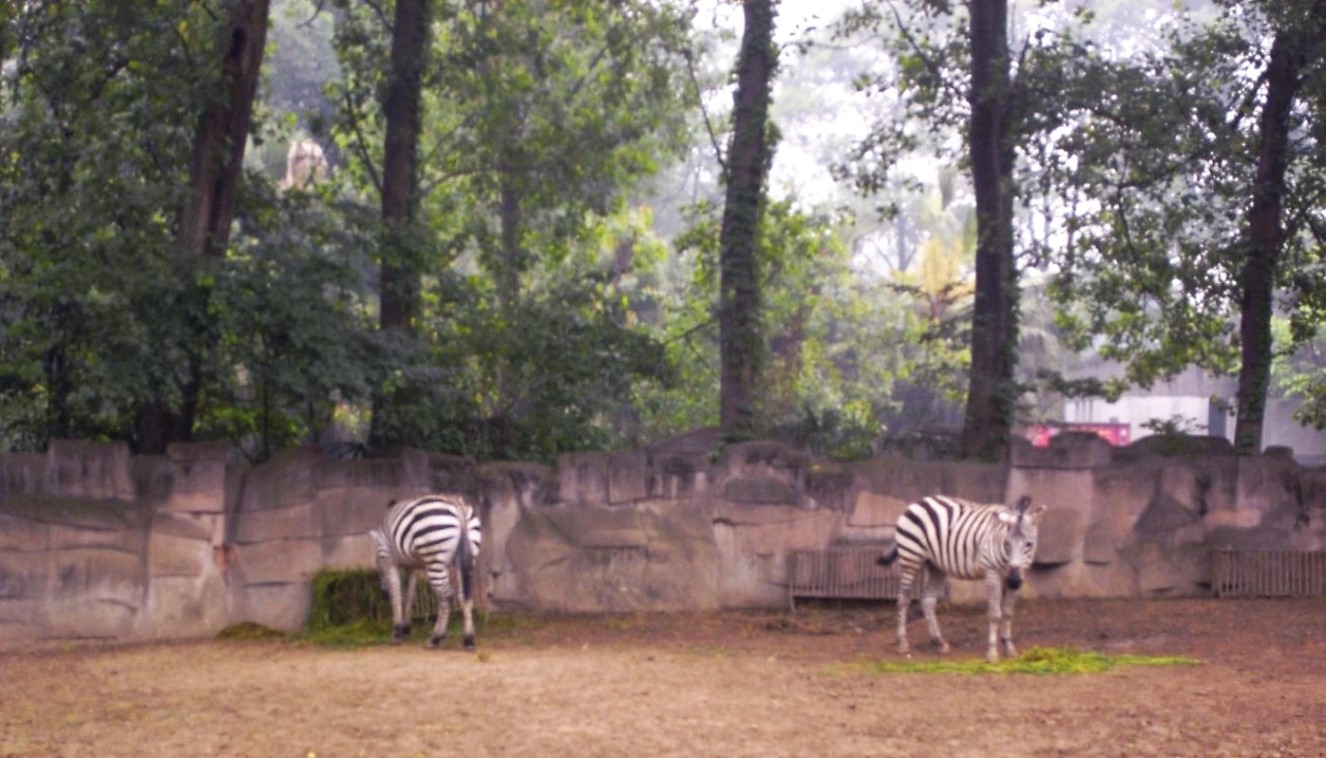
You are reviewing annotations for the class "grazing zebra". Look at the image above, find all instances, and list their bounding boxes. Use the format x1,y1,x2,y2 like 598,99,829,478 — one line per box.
877,494,1047,662
370,494,483,649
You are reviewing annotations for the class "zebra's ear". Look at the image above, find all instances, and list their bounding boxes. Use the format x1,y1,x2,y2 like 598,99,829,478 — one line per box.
1014,495,1032,513
1028,504,1048,524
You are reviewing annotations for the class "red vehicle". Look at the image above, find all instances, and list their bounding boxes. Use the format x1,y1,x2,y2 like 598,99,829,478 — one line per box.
1027,422,1131,447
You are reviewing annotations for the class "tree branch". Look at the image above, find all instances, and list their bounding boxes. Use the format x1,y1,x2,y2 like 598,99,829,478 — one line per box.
683,46,726,174
340,87,384,196
885,0,966,106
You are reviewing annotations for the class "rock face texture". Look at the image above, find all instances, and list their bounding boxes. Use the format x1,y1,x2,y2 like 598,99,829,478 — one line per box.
3,430,1325,641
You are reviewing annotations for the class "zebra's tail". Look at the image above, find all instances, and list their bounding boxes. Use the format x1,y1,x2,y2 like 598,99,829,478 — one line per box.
457,515,476,601
876,543,899,567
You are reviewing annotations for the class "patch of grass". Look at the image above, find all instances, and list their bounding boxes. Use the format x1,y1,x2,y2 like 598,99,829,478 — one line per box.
296,618,395,649
216,622,287,641
838,646,1202,676
475,612,551,637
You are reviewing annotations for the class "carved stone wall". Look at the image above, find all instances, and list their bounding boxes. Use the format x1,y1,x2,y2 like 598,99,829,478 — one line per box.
2,430,1324,642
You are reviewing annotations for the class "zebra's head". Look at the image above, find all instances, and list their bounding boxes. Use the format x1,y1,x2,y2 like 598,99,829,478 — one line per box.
998,496,1048,591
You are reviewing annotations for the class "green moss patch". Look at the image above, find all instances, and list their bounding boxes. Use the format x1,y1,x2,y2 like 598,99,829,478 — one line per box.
216,622,287,641
839,646,1202,676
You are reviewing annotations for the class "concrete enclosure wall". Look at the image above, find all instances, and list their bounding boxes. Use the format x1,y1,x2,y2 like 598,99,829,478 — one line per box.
3,429,1325,642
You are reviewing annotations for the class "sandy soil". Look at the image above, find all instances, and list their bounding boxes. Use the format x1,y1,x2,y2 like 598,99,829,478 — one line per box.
2,597,1324,757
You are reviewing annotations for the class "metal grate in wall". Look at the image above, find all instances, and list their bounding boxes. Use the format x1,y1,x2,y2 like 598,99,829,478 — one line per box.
1211,548,1326,598
787,547,899,610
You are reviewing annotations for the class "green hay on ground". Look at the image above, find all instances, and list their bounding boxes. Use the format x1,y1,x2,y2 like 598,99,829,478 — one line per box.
306,568,396,633
839,646,1202,676
300,567,539,649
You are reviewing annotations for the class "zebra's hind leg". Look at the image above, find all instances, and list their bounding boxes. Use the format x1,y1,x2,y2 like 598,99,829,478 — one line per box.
895,571,913,655
920,568,950,654
459,586,475,650
396,569,423,643
426,566,454,649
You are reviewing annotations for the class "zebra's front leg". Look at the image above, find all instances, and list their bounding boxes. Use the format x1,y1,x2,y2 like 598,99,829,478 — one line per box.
984,572,1004,663
921,568,949,654
999,586,1019,659
379,563,410,644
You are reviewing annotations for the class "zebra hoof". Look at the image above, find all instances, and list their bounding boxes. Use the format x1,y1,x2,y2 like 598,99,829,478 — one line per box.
391,625,411,644
463,634,475,650
986,651,1000,664
937,642,951,655
427,634,445,649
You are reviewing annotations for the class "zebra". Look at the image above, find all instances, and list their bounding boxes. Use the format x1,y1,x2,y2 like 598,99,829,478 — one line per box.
370,494,483,649
877,494,1047,663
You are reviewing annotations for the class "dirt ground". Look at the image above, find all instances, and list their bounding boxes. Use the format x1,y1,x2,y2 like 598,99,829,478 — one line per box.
1,597,1324,757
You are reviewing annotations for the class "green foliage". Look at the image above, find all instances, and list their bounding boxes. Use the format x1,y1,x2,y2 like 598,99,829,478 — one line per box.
321,0,695,458
1036,1,1326,391
12,0,1323,463
661,196,911,455
0,1,223,448
1,0,698,460
199,184,382,461
841,646,1202,676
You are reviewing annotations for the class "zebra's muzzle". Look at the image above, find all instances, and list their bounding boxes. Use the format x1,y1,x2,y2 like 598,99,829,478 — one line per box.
1005,570,1023,591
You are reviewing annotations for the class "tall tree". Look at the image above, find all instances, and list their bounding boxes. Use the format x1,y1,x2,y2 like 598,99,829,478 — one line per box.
718,0,778,440
837,0,1034,459
366,0,432,448
1233,1,1325,453
960,0,1017,460
137,0,271,453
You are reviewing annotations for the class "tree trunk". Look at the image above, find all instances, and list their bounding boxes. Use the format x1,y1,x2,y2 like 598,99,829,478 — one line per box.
495,178,523,417
369,0,432,448
1234,17,1314,453
378,0,430,334
959,0,1017,461
135,0,270,453
718,0,777,441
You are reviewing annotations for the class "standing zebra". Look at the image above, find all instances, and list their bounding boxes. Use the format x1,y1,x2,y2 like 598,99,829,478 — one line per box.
370,493,483,649
877,494,1046,662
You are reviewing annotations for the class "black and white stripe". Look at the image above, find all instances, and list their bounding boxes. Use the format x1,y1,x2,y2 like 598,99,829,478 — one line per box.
370,493,483,649
877,494,1046,662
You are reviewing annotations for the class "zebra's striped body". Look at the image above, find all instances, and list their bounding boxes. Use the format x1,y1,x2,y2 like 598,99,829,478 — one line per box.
878,494,1046,662
370,494,482,649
